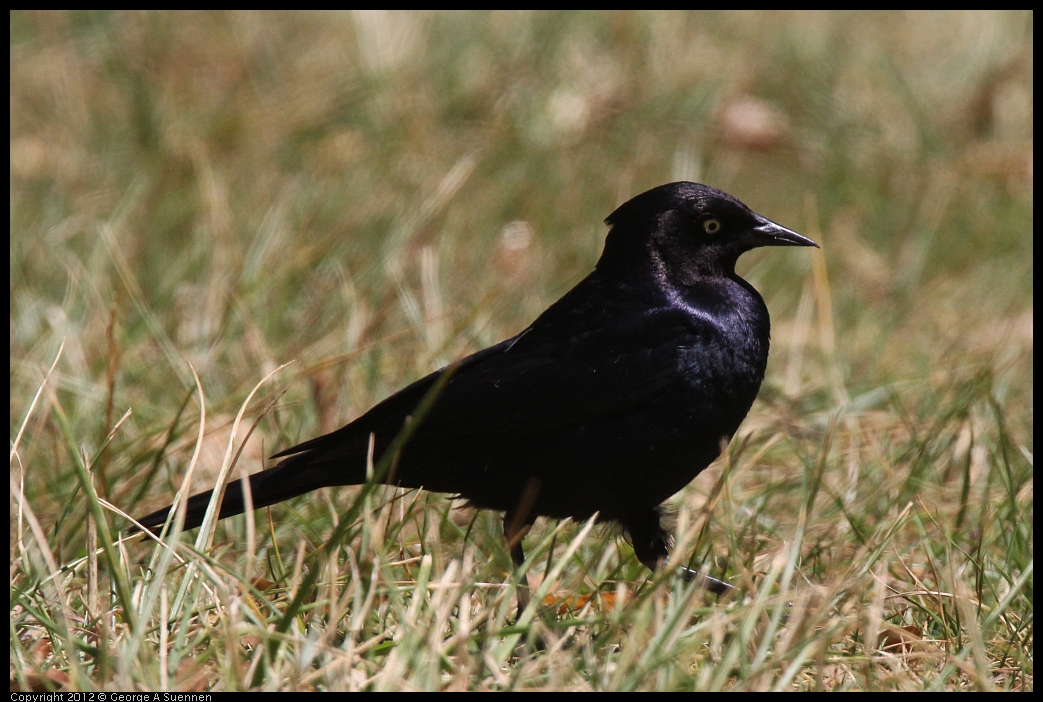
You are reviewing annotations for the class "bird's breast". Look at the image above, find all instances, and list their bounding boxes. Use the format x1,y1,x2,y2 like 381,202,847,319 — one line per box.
675,311,768,428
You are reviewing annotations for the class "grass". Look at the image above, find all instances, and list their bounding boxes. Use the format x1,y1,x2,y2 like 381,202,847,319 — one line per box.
10,10,1032,691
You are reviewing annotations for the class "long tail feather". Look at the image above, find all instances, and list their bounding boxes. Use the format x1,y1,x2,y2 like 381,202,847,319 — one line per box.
132,453,337,533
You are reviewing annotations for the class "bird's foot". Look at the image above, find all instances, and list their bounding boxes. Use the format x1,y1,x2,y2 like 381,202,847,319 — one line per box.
678,566,737,596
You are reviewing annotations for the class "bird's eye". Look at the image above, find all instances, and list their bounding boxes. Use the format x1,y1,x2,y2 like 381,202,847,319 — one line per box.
703,219,722,235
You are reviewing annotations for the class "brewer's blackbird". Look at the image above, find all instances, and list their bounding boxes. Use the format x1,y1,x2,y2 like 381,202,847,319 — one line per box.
134,182,816,593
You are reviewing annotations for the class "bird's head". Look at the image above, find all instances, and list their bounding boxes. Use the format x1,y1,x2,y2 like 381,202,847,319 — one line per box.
600,182,817,284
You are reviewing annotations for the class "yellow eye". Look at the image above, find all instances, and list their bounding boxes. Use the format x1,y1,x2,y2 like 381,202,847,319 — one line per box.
703,218,722,235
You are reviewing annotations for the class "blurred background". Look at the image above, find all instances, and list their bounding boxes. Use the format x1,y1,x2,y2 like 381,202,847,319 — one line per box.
11,9,1033,488
10,11,1032,691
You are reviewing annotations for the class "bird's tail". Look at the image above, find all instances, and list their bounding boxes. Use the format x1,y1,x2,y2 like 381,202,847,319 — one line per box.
132,452,338,534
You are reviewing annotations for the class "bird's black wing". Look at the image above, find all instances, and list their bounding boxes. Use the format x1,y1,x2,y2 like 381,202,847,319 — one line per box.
277,301,714,464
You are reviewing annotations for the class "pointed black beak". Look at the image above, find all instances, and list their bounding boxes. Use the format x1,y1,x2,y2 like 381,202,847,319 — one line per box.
749,214,819,248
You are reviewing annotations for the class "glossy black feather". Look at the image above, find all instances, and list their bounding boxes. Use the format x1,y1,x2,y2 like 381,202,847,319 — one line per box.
134,182,816,578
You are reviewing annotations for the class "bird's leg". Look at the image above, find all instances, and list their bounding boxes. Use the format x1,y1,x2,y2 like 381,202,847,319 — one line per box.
628,509,736,596
503,477,541,616
503,511,534,616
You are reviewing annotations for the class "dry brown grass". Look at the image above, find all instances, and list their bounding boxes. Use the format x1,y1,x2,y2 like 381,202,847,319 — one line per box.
11,11,1031,691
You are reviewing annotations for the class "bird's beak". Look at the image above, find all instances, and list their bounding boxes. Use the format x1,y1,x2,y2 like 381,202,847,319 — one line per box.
750,215,819,248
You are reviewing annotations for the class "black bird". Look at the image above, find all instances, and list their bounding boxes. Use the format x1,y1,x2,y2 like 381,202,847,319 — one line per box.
134,182,816,594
